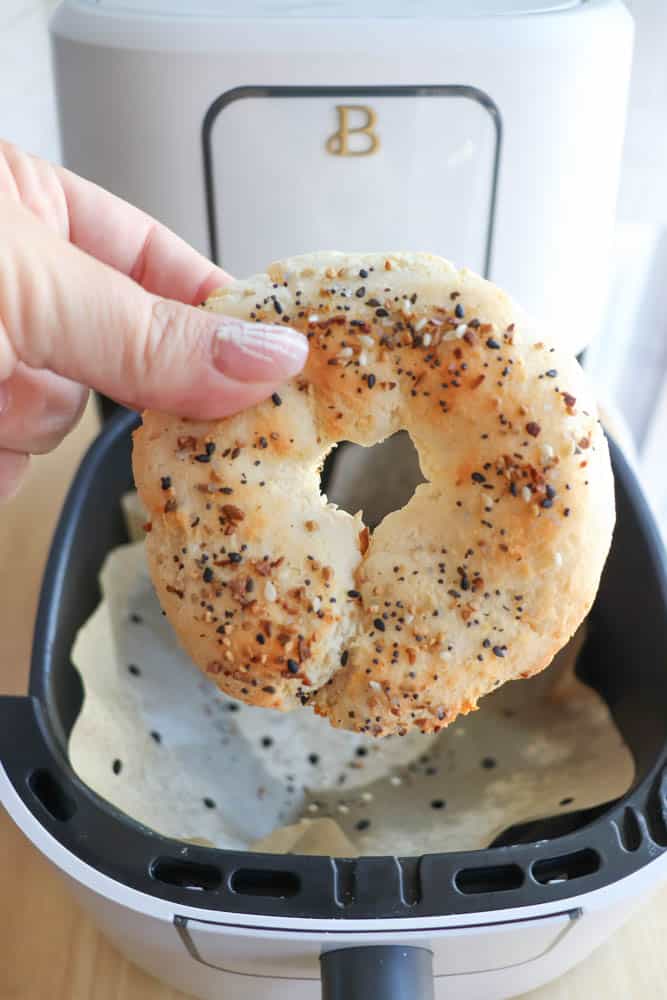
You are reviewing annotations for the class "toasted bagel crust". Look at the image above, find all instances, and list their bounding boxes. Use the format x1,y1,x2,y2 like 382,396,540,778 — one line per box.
133,252,614,736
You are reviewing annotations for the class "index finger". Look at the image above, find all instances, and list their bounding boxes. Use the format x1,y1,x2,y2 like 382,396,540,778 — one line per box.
56,164,230,304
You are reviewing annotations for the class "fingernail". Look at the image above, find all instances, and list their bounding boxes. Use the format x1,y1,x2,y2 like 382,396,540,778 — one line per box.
212,320,308,382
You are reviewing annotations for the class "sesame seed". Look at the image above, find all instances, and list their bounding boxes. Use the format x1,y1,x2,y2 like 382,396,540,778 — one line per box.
312,596,322,612
271,392,282,406
358,351,368,366
265,581,277,602
492,645,507,657
203,566,214,583
339,346,354,358
522,486,532,503
455,303,465,319
373,617,386,632
160,476,171,490
554,551,563,567
359,334,374,347
367,374,376,389
355,286,366,298
455,324,468,337
486,338,501,349
308,314,319,323
546,369,558,377
287,659,299,674
526,421,541,437
414,318,428,332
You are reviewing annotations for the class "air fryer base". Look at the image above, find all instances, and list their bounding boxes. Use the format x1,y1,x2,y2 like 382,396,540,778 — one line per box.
3,774,667,1000
3,408,667,999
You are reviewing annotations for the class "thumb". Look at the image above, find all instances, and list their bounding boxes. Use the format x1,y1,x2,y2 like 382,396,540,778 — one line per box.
0,199,308,419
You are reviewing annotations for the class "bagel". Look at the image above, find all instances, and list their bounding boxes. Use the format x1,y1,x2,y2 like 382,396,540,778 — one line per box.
132,252,615,737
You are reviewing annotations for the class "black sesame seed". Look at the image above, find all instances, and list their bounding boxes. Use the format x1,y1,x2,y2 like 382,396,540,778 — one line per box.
228,552,242,563
374,618,386,632
356,747,368,757
271,392,282,406
355,819,371,831
431,799,446,809
492,645,507,657
340,650,349,666
261,736,273,748
150,731,162,744
347,589,361,598
367,297,381,307
545,484,556,499
546,369,558,378
486,338,501,349
287,659,299,674
127,664,141,677
112,758,122,775
367,374,376,389
375,307,389,318
560,796,574,806
355,286,366,298
359,268,369,278
205,441,216,455
471,472,486,483
203,797,216,809
454,303,465,319
203,566,214,583
541,498,554,509
195,453,211,463
308,753,320,765
273,298,283,315
256,633,266,645
160,476,171,490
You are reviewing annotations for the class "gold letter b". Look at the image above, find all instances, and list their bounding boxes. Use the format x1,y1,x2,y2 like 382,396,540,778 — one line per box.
326,105,380,157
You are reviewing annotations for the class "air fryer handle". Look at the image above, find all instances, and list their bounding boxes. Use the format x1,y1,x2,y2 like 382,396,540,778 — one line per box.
320,946,434,1000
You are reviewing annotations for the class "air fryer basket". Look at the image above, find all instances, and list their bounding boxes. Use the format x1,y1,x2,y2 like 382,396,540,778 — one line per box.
2,409,667,927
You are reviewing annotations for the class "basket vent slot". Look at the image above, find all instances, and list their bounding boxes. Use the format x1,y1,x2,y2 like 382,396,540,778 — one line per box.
229,868,300,898
28,769,76,822
532,849,600,885
455,864,524,895
151,858,222,892
645,768,667,847
619,807,643,852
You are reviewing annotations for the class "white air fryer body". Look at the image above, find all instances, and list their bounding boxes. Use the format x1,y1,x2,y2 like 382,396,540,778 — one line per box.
51,0,633,357
30,1,645,997
4,768,667,1000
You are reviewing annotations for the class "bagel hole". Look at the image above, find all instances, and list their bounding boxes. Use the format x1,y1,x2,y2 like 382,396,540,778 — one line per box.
321,431,427,530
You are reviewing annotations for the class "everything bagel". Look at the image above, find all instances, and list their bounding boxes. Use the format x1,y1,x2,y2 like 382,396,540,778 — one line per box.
132,252,615,737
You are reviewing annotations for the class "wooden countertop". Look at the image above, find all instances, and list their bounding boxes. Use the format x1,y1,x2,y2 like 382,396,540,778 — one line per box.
1,404,667,1000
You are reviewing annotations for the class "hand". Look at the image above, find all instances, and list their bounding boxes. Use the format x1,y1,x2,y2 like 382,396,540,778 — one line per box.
0,141,308,500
